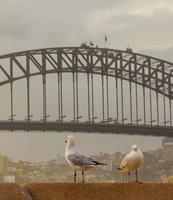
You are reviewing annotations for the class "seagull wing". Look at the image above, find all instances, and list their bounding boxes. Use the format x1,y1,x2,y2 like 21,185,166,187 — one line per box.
120,153,129,169
67,151,98,166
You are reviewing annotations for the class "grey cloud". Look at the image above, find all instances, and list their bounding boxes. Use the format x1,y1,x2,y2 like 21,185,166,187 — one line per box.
0,0,31,39
0,0,173,57
141,46,173,62
85,7,173,52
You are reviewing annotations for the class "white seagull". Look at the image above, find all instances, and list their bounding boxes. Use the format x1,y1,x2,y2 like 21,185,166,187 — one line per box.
65,135,106,183
118,144,144,183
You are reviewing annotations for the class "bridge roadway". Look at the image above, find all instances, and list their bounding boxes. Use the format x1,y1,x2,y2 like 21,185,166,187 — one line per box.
0,120,172,136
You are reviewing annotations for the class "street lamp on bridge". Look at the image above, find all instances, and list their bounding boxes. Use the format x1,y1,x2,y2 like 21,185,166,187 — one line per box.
40,114,50,122
162,121,170,126
100,117,113,124
133,118,142,125
24,114,33,122
60,115,66,123
75,115,82,122
71,116,82,123
56,115,66,123
107,117,113,124
91,116,98,123
113,119,118,124
8,114,16,122
121,118,128,124
147,119,156,126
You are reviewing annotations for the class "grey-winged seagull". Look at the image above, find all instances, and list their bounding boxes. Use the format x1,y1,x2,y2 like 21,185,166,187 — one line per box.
118,144,144,183
65,135,106,183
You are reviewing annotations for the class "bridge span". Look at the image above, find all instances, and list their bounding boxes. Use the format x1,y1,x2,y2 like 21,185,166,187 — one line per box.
0,120,173,137
0,46,173,135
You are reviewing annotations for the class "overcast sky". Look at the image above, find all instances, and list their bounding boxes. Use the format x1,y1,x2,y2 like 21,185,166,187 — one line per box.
0,0,173,61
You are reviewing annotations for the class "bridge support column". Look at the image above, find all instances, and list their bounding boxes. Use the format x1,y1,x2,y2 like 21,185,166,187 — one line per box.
27,77,30,123
105,51,109,124
101,74,105,122
163,89,166,126
121,78,124,124
149,87,153,126
135,82,139,125
134,56,139,126
42,52,47,123
57,72,63,122
135,76,139,125
76,72,79,123
60,72,63,122
72,72,76,122
72,51,79,123
57,72,61,122
162,65,166,126
156,91,159,125
10,82,13,122
87,73,91,122
26,55,30,123
42,74,47,122
120,54,124,125
168,76,172,126
115,60,119,123
129,61,133,125
129,81,132,124
142,64,146,125
106,74,109,123
10,57,14,123
72,72,79,123
170,99,172,126
91,73,95,123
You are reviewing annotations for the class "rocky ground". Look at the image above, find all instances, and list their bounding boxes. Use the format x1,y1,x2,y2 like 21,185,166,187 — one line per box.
0,183,26,200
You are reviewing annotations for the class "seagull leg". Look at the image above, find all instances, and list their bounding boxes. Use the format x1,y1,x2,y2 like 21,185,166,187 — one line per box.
128,171,130,183
135,170,138,183
82,171,85,183
74,171,76,183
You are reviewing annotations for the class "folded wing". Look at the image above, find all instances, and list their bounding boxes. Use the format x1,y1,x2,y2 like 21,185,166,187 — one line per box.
120,153,129,170
67,152,98,166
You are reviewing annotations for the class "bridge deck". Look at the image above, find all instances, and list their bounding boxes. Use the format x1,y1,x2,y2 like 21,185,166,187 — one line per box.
0,121,173,136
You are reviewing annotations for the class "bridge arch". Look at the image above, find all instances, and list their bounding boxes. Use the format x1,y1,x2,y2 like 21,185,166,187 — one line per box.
0,46,173,131
0,47,172,97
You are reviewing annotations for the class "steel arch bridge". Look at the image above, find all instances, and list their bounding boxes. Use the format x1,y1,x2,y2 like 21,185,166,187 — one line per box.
0,46,173,136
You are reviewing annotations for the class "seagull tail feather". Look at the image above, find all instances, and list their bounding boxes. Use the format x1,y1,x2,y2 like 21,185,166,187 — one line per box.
95,161,107,165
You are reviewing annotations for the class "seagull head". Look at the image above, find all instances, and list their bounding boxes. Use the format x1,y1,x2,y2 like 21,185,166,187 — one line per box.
65,135,76,147
132,144,138,151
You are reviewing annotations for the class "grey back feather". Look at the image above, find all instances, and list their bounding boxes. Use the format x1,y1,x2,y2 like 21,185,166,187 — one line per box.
68,152,97,166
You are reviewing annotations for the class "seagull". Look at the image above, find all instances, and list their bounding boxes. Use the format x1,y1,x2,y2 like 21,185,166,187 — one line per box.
118,144,144,183
65,135,106,183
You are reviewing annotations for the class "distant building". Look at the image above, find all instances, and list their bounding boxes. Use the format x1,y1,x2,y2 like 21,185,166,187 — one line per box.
162,137,173,147
0,154,8,174
4,175,15,183
8,166,23,175
162,137,173,161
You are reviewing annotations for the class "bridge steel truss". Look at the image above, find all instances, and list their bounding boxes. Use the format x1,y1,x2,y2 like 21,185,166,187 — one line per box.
0,47,173,134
